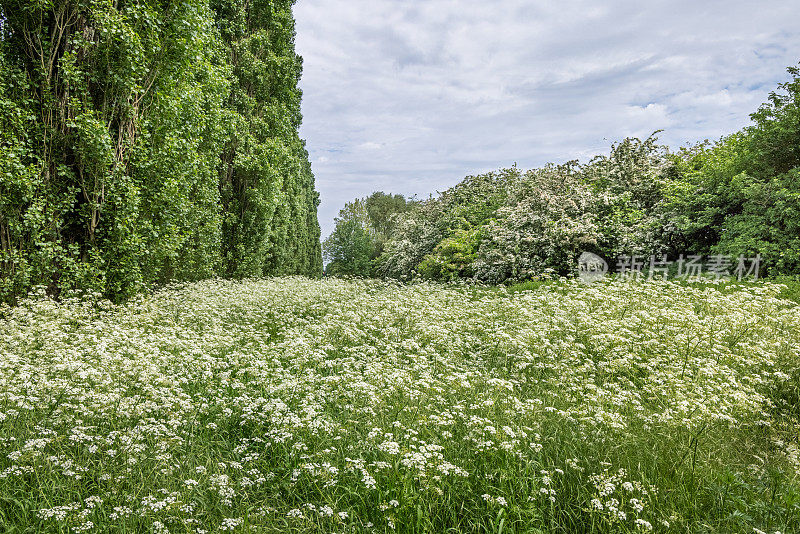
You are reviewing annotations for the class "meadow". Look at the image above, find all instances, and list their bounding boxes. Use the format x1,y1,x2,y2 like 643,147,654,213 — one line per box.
0,277,799,533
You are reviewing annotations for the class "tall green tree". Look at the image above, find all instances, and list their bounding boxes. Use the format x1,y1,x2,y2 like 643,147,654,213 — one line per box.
212,0,322,278
323,192,412,277
0,0,231,301
0,0,322,303
365,191,411,237
665,64,800,274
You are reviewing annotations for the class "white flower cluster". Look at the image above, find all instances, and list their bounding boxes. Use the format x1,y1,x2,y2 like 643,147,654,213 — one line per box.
0,276,795,531
589,468,655,528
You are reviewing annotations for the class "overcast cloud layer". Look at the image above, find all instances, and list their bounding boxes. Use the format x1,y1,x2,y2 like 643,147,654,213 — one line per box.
294,0,799,237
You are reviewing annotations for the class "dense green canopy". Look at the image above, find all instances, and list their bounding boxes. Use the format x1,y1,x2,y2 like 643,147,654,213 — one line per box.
0,0,322,303
323,192,414,277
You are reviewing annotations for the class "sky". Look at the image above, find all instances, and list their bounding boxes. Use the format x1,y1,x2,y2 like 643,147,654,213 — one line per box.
293,0,800,238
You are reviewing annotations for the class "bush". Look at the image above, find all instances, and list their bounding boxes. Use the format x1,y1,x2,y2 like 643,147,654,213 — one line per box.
374,65,800,283
324,192,413,277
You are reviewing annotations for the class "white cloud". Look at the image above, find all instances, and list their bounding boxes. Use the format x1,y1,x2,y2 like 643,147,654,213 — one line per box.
294,0,800,236
357,142,384,150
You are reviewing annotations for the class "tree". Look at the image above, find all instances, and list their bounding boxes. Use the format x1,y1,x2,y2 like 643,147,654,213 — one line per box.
664,64,800,275
365,192,411,237
0,0,322,303
212,0,322,279
323,218,376,277
323,193,412,277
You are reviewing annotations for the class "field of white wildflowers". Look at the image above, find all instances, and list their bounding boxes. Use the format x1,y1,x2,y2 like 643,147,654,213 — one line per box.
1,277,799,533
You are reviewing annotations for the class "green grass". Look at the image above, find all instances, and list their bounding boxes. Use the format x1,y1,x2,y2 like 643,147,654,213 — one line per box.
0,277,798,533
505,280,551,294
774,277,800,304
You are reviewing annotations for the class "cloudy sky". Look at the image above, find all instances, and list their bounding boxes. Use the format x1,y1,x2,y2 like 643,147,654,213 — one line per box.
294,0,799,237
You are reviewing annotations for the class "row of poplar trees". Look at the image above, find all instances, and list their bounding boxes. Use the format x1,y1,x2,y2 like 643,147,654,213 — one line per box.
0,0,323,303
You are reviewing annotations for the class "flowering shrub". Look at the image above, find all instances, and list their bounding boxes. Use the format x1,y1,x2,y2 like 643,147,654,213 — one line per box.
0,277,798,532
375,65,800,282
472,164,601,283
378,137,674,283
377,170,516,280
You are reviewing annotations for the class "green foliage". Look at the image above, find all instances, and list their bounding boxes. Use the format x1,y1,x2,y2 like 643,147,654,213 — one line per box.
664,64,800,276
365,192,410,236
323,218,376,277
417,226,481,281
364,191,412,255
748,65,800,178
0,43,38,300
0,0,321,303
214,0,322,279
714,169,800,274
377,65,800,283
323,192,412,277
